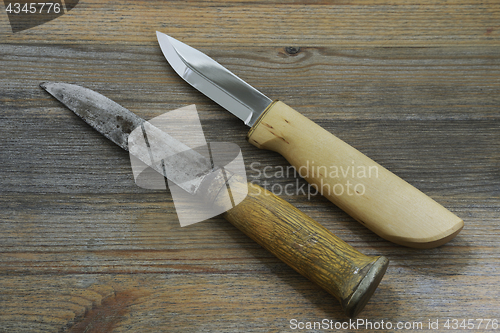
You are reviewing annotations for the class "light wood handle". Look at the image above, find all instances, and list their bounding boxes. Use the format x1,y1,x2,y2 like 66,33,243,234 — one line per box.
247,101,463,248
217,180,388,318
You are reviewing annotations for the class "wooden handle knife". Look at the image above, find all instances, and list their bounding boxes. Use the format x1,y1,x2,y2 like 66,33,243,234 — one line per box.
40,82,388,318
156,32,464,248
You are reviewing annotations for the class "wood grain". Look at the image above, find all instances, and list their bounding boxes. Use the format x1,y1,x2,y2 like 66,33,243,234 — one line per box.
248,100,464,248
1,0,499,331
218,180,388,317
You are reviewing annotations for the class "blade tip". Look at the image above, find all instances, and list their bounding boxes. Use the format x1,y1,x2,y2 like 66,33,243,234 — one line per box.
156,31,170,41
39,81,60,92
156,31,178,48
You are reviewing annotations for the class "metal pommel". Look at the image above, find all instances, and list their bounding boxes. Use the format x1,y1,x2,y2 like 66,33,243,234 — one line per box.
342,256,389,318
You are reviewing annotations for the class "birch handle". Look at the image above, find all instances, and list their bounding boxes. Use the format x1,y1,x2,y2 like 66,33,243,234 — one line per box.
247,101,463,248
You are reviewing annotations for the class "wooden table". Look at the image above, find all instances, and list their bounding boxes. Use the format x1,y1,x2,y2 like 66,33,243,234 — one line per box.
1,1,499,332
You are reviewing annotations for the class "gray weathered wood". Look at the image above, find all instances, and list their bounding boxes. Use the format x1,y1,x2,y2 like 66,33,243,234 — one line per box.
1,0,499,331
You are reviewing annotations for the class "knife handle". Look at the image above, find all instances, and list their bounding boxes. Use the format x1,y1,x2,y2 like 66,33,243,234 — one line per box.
247,101,463,249
218,180,388,318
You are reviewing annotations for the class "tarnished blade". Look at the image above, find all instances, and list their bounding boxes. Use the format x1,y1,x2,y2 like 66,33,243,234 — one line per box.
156,32,272,127
40,82,214,195
40,82,142,151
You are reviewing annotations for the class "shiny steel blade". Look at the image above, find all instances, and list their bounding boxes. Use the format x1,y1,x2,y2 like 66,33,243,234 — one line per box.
156,32,272,127
40,82,213,194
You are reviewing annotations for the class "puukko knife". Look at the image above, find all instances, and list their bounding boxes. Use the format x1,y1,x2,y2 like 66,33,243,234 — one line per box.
40,81,389,318
156,32,464,249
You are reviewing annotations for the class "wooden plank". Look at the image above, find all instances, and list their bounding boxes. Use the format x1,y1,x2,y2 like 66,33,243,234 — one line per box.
1,45,498,196
0,1,499,47
0,0,499,331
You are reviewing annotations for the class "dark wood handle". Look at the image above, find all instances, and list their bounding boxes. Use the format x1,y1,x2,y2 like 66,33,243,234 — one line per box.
218,180,388,318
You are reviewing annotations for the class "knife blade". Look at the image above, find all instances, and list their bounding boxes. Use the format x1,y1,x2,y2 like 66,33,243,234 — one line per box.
38,82,214,195
40,81,389,318
156,32,463,249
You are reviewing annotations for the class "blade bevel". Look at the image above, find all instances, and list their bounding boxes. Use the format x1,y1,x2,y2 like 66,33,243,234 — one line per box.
156,32,272,127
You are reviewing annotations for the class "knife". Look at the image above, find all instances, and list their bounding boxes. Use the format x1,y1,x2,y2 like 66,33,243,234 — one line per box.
156,32,463,249
40,81,389,318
